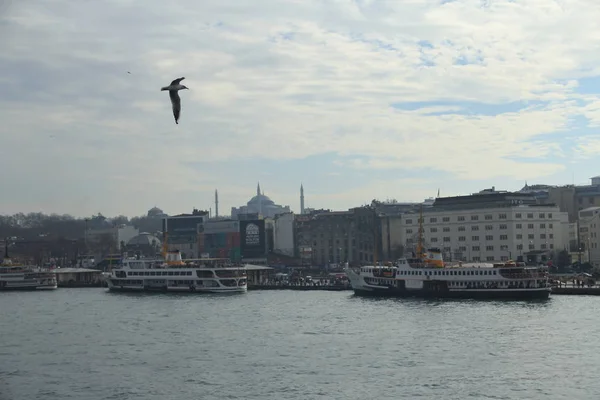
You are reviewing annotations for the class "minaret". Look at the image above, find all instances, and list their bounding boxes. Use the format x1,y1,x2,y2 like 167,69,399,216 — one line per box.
300,184,305,214
215,189,219,217
257,182,262,216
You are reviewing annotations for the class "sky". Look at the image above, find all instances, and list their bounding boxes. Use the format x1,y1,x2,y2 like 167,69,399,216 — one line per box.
2,0,600,218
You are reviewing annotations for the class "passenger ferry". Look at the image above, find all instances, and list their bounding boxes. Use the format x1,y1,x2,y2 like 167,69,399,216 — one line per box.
345,250,550,300
0,247,58,291
345,207,550,300
105,250,247,294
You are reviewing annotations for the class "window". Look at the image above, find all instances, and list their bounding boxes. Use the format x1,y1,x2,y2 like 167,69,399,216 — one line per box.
486,256,495,261
459,246,467,251
540,223,546,229
458,236,466,241
540,233,546,239
516,234,522,239
430,218,437,223
486,245,494,251
528,234,534,239
485,235,493,241
485,225,493,230
499,213,507,219
549,223,553,228
458,226,466,231
527,213,533,218
431,238,438,242
472,226,479,231
541,244,547,249
517,244,523,250
549,233,554,239
500,235,508,240
529,244,535,250
406,219,413,224
539,213,545,218
406,229,413,234
515,213,522,218
472,236,479,241
485,214,493,220
499,224,507,229
442,217,450,222
458,216,465,221
516,223,522,229
443,237,451,242
471,215,479,221
548,213,553,218
528,224,534,229
430,227,438,232
443,227,450,232
472,245,480,251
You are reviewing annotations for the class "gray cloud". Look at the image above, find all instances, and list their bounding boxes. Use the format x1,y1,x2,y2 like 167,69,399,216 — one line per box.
1,0,600,215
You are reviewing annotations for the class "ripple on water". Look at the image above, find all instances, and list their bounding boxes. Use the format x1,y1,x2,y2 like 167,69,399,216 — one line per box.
0,290,599,399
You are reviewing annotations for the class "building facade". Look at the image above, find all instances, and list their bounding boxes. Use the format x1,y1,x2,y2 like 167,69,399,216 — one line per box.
162,210,208,259
382,192,570,264
273,213,295,257
198,219,241,261
86,225,139,252
578,207,600,265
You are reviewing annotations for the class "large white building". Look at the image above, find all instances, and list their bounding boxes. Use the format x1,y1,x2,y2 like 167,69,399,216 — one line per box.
578,207,600,265
273,212,295,257
380,191,570,264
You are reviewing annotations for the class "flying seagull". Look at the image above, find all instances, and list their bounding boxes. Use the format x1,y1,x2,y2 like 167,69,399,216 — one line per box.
161,77,189,124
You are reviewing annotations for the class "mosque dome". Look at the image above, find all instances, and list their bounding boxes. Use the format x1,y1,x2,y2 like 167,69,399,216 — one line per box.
247,194,275,207
127,232,161,247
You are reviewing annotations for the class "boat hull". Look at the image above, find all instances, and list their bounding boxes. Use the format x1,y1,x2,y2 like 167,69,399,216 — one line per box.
0,285,40,291
353,286,551,300
107,286,247,294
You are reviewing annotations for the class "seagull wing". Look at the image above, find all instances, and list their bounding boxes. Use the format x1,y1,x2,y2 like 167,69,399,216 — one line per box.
169,90,181,124
170,77,185,86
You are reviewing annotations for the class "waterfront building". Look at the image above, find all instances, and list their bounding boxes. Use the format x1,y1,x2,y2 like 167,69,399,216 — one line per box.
380,191,570,264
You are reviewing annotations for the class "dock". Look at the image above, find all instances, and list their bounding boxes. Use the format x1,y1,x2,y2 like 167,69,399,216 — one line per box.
248,285,351,291
551,287,600,296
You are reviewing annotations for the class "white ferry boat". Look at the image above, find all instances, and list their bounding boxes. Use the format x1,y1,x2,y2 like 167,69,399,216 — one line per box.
106,250,247,294
0,254,58,291
345,250,550,300
345,207,550,300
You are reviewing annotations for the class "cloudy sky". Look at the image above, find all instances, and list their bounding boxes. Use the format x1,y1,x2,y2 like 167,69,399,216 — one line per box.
2,0,600,218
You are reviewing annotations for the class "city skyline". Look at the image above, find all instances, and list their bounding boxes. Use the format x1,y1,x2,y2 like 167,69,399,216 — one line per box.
3,1,600,217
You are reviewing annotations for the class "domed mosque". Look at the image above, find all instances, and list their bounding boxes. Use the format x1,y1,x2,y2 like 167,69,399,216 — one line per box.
231,183,291,219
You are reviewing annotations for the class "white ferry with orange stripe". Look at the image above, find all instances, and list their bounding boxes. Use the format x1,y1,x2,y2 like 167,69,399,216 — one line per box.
346,248,550,300
345,205,550,300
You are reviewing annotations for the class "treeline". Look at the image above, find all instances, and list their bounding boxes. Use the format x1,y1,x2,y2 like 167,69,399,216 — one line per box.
0,212,162,240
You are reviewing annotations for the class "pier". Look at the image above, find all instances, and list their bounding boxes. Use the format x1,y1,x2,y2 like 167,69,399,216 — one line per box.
551,287,600,296
248,284,351,291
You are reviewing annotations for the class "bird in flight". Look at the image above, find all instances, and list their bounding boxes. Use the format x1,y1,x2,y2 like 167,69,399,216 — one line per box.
161,77,189,124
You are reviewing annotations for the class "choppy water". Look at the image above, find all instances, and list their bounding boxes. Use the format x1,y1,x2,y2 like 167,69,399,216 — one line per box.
1,289,599,400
